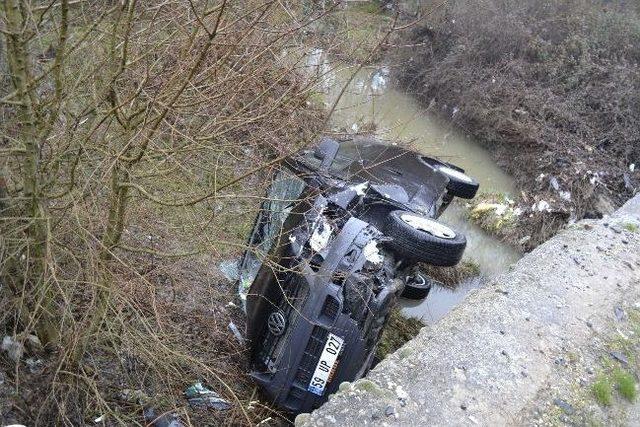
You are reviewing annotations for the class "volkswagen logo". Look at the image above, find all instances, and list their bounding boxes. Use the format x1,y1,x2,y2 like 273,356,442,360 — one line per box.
267,311,287,336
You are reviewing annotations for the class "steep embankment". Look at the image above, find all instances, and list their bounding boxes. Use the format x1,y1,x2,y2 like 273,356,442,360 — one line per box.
298,194,640,426
397,0,640,249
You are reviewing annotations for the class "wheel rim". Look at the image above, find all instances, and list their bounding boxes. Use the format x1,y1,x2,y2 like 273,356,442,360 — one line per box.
438,165,473,183
400,214,456,239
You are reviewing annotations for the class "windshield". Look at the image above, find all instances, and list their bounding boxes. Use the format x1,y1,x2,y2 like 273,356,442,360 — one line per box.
238,169,306,307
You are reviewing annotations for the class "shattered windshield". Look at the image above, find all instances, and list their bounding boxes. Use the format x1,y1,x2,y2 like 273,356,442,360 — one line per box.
237,169,306,307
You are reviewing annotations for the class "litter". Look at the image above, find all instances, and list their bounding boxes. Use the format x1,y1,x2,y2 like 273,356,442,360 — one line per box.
143,407,185,427
228,321,245,344
184,382,231,410
532,200,550,212
2,335,23,362
118,389,150,404
219,258,240,282
25,357,44,374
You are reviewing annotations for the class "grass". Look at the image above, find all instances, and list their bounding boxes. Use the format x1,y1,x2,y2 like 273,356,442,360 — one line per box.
623,222,639,233
420,260,481,289
592,375,613,406
349,2,382,14
613,369,637,402
376,307,424,360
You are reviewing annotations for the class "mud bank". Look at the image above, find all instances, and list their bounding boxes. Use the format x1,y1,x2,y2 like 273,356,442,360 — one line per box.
297,194,640,426
396,0,640,250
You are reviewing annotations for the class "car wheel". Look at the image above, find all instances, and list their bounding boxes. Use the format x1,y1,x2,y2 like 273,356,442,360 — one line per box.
384,210,466,266
401,272,432,300
419,157,479,199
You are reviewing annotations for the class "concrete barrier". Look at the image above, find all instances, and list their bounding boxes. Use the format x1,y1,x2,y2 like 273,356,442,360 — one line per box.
297,195,640,426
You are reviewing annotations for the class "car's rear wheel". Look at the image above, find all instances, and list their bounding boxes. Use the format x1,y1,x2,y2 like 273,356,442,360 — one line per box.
384,210,466,266
401,272,432,300
419,157,479,199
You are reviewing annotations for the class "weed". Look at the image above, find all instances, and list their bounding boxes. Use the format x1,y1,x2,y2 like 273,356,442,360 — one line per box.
592,375,613,406
376,307,423,360
622,222,639,233
613,369,637,402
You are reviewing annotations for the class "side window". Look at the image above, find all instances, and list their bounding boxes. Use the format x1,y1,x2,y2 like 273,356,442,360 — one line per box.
238,169,306,303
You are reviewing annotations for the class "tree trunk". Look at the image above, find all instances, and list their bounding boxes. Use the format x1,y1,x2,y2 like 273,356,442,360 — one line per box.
3,0,58,344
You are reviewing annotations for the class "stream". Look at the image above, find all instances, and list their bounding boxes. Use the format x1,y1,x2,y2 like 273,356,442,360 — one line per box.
310,53,522,324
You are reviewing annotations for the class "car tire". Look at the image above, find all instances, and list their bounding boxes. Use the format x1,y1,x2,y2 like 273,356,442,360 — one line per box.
384,210,466,266
401,272,432,300
419,157,479,199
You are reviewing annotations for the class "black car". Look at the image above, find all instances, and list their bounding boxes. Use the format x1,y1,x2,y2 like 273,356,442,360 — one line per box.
237,136,479,413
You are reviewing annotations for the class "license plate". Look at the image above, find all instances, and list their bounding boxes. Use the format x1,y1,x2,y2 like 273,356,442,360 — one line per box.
308,333,344,396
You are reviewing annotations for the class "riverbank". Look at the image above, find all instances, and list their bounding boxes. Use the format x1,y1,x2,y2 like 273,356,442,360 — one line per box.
396,0,640,250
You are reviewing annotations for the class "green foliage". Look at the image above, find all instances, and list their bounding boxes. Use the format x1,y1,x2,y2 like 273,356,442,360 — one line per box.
623,222,639,233
376,307,423,360
613,368,637,402
592,375,613,406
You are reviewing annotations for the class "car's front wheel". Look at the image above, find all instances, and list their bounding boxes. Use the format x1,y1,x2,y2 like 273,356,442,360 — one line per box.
384,210,466,266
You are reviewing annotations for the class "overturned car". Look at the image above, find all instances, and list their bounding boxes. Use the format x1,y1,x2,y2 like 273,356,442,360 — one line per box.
237,137,479,413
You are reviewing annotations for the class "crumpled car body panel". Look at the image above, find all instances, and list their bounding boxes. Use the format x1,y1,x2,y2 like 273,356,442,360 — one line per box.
238,137,455,413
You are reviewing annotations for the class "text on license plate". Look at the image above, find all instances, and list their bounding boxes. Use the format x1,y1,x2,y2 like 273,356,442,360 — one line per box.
307,333,344,396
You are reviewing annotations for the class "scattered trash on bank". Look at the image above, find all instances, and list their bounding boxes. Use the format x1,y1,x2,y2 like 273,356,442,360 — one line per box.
228,321,245,344
2,336,23,362
184,382,231,410
25,357,44,374
118,388,150,405
467,193,521,234
219,259,240,282
143,407,185,427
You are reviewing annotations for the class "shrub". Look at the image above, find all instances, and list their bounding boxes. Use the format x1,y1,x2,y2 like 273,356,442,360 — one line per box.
397,0,640,248
593,375,613,406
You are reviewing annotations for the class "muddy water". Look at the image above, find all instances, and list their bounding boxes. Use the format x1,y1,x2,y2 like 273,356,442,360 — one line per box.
311,57,522,324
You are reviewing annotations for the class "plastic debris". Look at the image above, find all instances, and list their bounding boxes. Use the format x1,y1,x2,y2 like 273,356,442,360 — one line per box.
228,321,245,344
25,357,44,374
219,258,240,282
143,407,185,427
350,181,369,196
630,163,636,172
558,191,572,202
610,351,629,365
184,382,231,410
532,200,551,212
94,414,106,423
118,389,150,404
2,335,23,362
371,67,389,92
